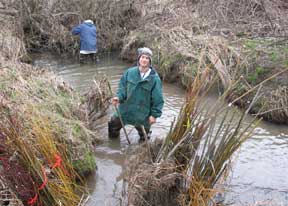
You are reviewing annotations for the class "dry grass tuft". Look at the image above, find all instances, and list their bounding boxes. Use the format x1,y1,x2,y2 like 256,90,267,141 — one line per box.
82,75,110,130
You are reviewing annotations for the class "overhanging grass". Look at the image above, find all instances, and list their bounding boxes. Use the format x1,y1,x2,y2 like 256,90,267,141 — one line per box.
0,63,102,205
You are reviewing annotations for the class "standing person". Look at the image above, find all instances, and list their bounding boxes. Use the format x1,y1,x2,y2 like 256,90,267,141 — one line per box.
108,47,164,142
71,19,97,63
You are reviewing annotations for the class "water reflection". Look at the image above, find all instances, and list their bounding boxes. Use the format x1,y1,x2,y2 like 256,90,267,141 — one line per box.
33,53,288,206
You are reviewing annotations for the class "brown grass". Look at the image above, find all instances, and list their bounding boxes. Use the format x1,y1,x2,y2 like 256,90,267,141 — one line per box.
6,0,141,53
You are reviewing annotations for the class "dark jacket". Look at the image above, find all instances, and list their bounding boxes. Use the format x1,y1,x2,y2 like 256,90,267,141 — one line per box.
72,22,97,52
116,66,164,128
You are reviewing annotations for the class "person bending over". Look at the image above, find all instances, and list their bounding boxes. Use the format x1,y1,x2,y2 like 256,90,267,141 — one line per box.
72,19,98,63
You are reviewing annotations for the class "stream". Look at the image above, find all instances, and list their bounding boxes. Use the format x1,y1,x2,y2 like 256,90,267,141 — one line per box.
33,53,288,206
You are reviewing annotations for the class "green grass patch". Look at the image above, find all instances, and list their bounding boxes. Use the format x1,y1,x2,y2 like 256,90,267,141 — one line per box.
244,39,258,50
270,50,280,62
247,73,258,84
72,151,96,176
255,66,265,75
247,66,266,84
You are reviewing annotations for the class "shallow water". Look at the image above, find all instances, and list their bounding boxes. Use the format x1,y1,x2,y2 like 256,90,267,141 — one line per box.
33,53,288,206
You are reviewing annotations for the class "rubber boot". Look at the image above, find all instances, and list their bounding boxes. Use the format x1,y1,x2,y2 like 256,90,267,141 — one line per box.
138,130,152,143
108,116,122,138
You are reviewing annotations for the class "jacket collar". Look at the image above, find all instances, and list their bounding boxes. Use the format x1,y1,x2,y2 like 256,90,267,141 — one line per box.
137,66,156,81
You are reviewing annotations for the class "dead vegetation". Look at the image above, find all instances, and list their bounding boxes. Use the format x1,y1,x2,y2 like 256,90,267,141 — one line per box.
82,76,110,130
2,0,141,53
119,0,288,124
0,15,26,62
132,0,288,38
124,144,182,206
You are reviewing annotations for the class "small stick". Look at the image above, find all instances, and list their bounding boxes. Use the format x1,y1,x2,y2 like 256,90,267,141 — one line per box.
140,125,153,162
107,81,131,144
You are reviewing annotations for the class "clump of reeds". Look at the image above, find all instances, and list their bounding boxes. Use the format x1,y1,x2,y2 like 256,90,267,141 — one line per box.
0,114,88,206
124,65,260,206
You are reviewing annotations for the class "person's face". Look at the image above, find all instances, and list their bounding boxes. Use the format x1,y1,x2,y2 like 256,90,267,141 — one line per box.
139,54,150,68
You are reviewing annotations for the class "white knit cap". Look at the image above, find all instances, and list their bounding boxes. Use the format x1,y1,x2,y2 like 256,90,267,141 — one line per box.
84,19,94,24
137,47,153,65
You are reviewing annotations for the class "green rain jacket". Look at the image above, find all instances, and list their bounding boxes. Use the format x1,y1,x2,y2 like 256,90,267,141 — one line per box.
116,66,164,128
